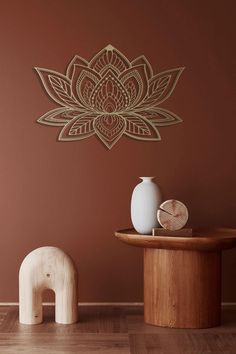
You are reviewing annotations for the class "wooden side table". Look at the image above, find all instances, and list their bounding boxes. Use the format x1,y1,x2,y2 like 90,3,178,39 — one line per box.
115,228,236,329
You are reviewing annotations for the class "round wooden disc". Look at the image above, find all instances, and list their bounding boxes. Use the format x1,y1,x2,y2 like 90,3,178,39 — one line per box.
157,199,188,231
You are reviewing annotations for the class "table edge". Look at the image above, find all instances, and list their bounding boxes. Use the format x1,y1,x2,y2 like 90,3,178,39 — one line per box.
115,228,236,251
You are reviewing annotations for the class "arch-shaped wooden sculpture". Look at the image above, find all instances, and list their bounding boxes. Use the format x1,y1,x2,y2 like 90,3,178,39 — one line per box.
19,247,78,325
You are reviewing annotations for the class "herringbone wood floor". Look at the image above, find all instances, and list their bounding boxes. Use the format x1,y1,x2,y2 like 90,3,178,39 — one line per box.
0,306,236,353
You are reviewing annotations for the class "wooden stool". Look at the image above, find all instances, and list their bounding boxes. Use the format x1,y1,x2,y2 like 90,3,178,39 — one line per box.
19,247,78,325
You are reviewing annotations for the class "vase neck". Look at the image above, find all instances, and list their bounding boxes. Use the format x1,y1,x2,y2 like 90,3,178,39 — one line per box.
139,177,155,182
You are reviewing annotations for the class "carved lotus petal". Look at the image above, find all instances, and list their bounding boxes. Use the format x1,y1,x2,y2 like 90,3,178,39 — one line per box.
35,68,78,107
119,64,148,108
124,113,161,141
91,70,129,113
93,114,126,149
135,107,182,126
66,55,89,79
89,44,130,74
59,113,96,141
37,107,82,126
71,66,100,108
141,68,184,107
131,55,153,79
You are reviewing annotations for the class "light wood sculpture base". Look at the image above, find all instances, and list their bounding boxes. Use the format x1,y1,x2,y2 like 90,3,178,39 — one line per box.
19,247,78,325
144,248,221,328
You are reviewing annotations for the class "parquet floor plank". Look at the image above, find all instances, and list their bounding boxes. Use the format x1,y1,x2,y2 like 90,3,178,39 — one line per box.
0,306,235,353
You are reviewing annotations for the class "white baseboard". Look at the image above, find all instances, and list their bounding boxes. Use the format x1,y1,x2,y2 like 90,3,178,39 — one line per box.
0,302,236,307
0,302,144,306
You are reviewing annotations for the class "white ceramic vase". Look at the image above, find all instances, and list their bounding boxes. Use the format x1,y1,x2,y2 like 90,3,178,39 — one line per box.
131,177,162,234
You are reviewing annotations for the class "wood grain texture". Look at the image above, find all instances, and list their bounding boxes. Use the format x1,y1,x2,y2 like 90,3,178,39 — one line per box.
129,333,236,354
152,227,193,236
157,199,189,230
144,248,221,328
115,228,236,251
0,306,236,353
0,333,130,354
19,247,78,325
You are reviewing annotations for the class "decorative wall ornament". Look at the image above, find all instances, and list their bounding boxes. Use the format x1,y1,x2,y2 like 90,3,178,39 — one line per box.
35,45,184,149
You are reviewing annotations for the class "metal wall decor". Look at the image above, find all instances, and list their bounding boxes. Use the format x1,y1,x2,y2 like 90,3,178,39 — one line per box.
35,45,184,149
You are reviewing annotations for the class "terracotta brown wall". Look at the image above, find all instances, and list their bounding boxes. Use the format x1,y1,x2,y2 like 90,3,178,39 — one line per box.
0,0,235,302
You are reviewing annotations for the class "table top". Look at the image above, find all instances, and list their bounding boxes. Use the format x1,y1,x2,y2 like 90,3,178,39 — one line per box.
115,228,236,251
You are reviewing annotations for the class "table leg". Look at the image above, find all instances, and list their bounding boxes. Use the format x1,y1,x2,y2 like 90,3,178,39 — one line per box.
144,248,221,328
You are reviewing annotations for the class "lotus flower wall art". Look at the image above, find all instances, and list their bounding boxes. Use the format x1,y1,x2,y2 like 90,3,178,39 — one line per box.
35,45,184,149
